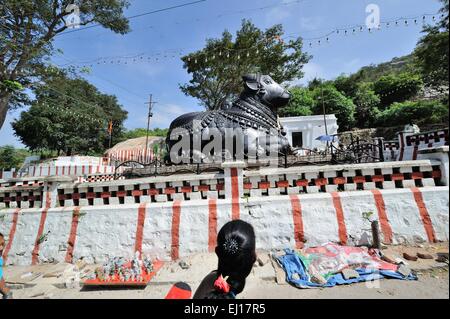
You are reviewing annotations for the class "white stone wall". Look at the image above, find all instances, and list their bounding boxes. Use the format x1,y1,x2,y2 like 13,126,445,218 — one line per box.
1,186,447,266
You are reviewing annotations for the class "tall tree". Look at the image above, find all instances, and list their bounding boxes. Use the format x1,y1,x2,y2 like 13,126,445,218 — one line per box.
180,19,311,110
352,83,381,128
12,70,127,155
311,84,356,132
414,0,449,93
278,87,314,117
0,0,130,130
373,72,423,109
0,145,30,169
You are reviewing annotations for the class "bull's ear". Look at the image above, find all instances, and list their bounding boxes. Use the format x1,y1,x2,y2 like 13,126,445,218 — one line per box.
243,75,259,91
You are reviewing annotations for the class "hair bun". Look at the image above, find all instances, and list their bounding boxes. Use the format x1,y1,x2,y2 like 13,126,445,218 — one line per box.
223,237,239,254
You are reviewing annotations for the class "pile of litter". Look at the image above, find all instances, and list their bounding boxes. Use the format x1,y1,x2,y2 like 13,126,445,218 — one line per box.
276,243,417,288
83,253,163,286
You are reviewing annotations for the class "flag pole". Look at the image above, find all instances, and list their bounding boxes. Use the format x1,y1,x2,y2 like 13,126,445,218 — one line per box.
108,120,113,148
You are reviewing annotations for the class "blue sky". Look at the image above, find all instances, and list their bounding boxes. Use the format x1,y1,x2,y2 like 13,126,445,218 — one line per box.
0,0,442,147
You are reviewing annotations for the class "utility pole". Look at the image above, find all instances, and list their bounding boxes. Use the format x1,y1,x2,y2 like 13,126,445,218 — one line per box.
144,94,156,163
321,87,330,155
322,87,328,136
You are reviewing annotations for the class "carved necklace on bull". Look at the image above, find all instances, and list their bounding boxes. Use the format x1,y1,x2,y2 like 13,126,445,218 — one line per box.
218,76,279,133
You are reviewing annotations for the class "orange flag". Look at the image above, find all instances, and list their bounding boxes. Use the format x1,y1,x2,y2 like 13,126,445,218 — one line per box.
108,120,113,135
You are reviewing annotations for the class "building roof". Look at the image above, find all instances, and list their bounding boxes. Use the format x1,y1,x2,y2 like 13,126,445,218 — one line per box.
104,136,165,163
105,136,164,153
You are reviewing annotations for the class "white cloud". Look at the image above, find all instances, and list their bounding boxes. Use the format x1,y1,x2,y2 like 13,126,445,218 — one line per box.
265,0,293,23
266,7,291,22
125,61,164,78
299,16,323,31
289,62,326,86
344,58,361,69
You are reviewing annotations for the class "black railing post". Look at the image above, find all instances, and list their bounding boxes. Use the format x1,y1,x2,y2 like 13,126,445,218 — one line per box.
378,138,385,162
284,152,288,168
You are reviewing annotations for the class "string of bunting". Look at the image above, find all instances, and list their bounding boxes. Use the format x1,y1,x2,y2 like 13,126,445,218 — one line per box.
54,0,308,41
31,83,114,129
37,103,104,125
59,11,443,69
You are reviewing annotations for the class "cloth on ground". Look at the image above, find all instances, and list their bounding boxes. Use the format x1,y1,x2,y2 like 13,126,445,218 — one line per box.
276,243,417,288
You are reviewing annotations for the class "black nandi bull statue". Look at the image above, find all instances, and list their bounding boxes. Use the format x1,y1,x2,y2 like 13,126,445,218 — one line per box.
166,74,292,164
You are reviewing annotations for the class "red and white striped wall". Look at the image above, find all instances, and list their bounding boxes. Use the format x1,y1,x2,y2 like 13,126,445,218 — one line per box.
0,169,17,180
383,128,449,161
27,164,117,178
1,186,448,266
107,148,155,164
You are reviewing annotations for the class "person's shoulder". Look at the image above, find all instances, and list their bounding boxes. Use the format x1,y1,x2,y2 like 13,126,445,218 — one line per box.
193,270,218,299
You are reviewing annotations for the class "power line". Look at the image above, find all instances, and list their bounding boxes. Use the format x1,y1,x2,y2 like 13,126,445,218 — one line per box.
53,0,308,42
55,0,209,37
54,52,144,103
56,11,442,68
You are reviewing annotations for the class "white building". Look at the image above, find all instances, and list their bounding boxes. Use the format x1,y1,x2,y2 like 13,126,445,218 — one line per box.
280,114,339,151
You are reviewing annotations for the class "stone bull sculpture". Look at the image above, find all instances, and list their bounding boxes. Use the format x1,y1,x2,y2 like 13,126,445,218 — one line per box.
166,74,292,164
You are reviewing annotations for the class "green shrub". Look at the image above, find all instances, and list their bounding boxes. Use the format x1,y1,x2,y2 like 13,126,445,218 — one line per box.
375,100,449,127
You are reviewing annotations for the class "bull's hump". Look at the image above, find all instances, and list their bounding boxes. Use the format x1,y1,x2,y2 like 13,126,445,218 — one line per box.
170,112,202,128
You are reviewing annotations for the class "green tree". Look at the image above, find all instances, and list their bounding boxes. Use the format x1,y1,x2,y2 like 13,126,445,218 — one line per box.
414,0,449,93
375,100,449,127
278,87,313,117
333,75,358,97
180,19,311,110
373,72,423,109
307,77,324,90
0,0,130,130
12,71,127,155
311,85,356,132
121,128,169,140
352,83,381,128
0,145,30,169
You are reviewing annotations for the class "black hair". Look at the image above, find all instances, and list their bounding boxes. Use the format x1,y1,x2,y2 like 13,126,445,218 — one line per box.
206,220,256,299
0,232,3,238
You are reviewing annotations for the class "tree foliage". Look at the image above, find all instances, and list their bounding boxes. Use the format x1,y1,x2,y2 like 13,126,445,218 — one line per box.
372,72,423,109
413,0,449,94
12,70,127,155
180,19,311,110
414,29,449,92
352,83,381,128
0,0,130,130
278,87,313,117
121,128,169,140
0,145,30,170
311,85,356,132
375,100,449,127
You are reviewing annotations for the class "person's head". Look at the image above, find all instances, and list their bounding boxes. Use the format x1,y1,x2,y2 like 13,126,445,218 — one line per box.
0,233,4,254
207,220,256,299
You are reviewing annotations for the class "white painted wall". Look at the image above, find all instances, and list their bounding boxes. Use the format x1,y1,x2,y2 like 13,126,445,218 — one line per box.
1,187,447,266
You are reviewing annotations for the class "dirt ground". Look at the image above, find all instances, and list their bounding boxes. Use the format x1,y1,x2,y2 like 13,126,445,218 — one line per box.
3,243,449,299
